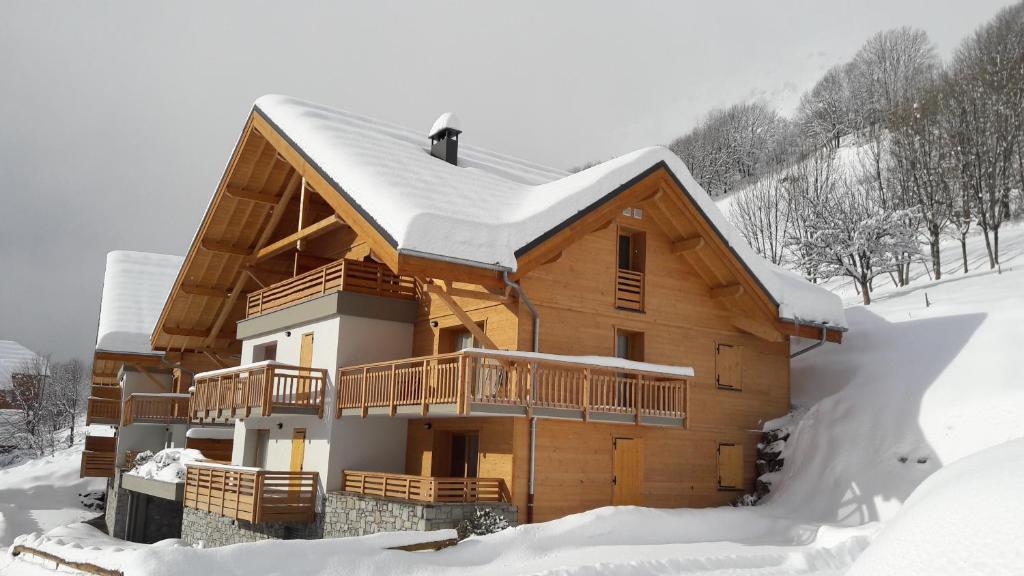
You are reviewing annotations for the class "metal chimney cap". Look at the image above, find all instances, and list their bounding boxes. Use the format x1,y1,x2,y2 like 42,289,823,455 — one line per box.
429,112,462,139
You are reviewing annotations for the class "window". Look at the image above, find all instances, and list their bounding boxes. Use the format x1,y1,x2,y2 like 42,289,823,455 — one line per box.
615,228,646,311
617,229,645,273
440,322,485,353
615,329,644,362
255,342,277,362
717,442,743,490
716,343,743,391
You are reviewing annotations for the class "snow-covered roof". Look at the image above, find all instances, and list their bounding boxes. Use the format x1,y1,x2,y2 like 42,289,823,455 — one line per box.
429,112,461,137
0,340,40,389
96,251,184,355
254,95,845,328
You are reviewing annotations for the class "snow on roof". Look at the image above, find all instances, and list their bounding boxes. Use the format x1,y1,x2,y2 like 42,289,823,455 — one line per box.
463,348,694,378
96,251,184,355
428,112,461,137
0,340,40,389
254,95,845,328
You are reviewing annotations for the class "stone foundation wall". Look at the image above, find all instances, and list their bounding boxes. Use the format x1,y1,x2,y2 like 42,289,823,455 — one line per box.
129,493,183,543
104,472,130,538
180,507,323,548
321,491,518,538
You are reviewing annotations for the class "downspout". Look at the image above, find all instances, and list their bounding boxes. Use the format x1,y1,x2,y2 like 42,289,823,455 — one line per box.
790,323,829,359
503,271,539,524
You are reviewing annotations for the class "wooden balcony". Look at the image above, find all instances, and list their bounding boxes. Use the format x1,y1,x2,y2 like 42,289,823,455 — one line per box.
342,470,510,503
122,393,190,425
337,350,688,427
80,436,116,478
615,268,644,311
191,363,328,422
245,258,417,318
86,397,120,425
183,462,318,523
90,384,121,400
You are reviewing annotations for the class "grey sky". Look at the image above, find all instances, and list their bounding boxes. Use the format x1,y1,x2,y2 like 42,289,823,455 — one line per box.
0,0,1013,362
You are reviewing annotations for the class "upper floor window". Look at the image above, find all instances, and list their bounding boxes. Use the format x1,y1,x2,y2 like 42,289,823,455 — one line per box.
254,342,277,362
616,228,646,312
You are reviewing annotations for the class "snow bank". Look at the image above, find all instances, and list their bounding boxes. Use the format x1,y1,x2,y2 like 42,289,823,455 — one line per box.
185,427,234,440
255,95,844,328
462,348,694,377
96,251,183,355
127,448,204,483
847,437,1024,575
761,225,1024,524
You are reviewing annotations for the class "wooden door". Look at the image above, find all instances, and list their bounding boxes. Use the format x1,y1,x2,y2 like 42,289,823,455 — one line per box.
612,437,643,505
718,443,743,489
449,432,480,478
290,429,306,472
298,333,314,402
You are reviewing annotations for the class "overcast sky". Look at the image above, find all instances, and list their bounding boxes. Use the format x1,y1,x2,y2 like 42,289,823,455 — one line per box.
0,0,1014,362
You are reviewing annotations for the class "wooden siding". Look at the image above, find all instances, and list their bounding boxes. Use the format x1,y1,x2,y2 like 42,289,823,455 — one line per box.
183,463,318,523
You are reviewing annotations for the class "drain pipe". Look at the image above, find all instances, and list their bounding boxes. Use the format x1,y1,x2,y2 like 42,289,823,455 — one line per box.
790,322,830,359
503,271,539,524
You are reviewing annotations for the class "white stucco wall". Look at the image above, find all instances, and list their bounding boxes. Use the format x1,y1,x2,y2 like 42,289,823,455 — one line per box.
116,368,185,466
231,311,414,493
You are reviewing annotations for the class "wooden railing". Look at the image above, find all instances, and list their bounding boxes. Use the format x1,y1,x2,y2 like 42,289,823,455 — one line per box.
342,470,510,503
86,397,121,425
615,268,644,311
122,393,190,425
191,363,328,421
245,258,417,318
183,463,318,524
337,350,687,425
90,384,121,401
80,436,116,478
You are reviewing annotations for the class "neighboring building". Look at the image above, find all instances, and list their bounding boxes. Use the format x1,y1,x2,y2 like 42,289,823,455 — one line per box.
83,251,232,543
146,95,846,546
0,340,41,409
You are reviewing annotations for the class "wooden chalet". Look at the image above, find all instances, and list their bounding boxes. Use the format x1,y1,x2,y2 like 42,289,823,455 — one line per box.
150,96,846,534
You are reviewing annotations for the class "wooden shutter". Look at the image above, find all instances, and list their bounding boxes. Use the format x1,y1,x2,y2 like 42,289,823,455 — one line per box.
717,443,743,490
716,343,742,390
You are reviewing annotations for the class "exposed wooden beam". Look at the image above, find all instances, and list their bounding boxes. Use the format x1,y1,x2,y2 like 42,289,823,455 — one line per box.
201,239,252,256
180,284,229,298
423,282,498,349
131,363,167,389
435,284,510,304
202,173,301,348
776,320,844,344
253,215,343,262
671,236,705,255
731,315,784,343
224,186,279,205
163,326,213,338
242,267,267,289
201,349,230,369
710,284,744,300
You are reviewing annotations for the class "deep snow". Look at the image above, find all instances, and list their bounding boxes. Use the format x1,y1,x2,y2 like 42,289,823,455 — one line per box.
2,226,1022,575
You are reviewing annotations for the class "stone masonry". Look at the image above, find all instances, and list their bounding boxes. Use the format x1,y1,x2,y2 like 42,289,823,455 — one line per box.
104,471,130,538
321,491,518,538
180,507,323,548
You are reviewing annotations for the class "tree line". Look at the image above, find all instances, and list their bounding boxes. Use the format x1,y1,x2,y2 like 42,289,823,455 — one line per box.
0,356,87,460
674,3,1023,304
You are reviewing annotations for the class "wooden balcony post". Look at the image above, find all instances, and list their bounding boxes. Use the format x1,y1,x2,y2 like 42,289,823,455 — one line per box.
264,366,275,417
420,359,429,416
458,355,469,416
634,374,642,425
360,367,368,418
525,362,535,419
320,266,328,296
389,364,397,417
582,368,590,422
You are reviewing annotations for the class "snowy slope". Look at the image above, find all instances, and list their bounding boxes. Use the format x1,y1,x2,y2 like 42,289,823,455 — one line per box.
0,446,102,548
761,223,1024,524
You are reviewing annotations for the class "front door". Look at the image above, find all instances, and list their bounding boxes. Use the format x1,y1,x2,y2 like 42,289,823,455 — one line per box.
290,428,306,472
449,432,480,478
612,437,642,505
298,333,314,402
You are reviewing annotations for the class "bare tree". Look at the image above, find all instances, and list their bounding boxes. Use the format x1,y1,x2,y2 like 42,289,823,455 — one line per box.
0,356,88,456
728,170,792,265
796,65,854,150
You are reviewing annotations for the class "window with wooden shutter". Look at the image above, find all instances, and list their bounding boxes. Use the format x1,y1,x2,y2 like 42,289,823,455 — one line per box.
717,442,743,490
716,342,742,391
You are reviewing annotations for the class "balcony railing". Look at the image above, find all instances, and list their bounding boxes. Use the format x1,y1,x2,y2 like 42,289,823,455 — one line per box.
337,349,688,426
615,268,644,311
122,393,190,425
183,462,318,524
86,397,120,425
191,363,328,422
90,384,121,401
80,436,116,478
342,470,510,503
245,258,417,318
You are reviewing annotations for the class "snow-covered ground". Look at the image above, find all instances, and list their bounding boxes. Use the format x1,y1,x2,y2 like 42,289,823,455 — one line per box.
2,225,1022,575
